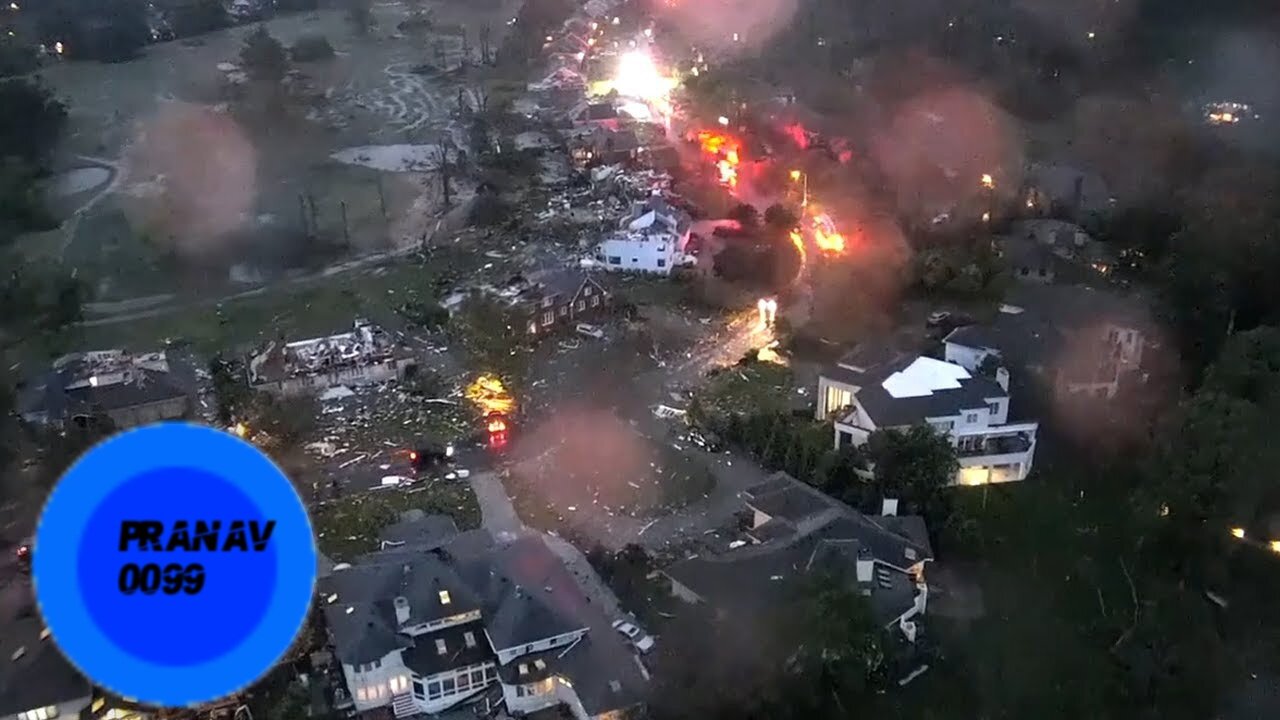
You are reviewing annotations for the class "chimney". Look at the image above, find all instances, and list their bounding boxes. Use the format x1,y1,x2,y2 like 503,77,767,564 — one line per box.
881,498,899,517
855,558,874,584
995,366,1010,392
393,596,410,626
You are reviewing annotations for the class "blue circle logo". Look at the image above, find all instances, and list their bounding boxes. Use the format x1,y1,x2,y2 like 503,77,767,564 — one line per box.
34,423,317,707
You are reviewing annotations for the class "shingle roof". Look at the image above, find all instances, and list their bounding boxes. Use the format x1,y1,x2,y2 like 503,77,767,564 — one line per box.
664,474,932,626
320,547,482,664
842,355,1008,427
401,620,494,676
0,583,92,717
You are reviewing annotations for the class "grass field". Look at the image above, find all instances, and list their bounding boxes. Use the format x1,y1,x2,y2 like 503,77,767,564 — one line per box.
311,482,481,562
73,258,442,354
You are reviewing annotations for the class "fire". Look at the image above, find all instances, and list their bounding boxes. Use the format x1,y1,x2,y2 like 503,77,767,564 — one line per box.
695,130,742,188
811,212,846,254
465,374,515,416
612,49,677,110
487,416,508,434
782,123,809,149
789,229,806,264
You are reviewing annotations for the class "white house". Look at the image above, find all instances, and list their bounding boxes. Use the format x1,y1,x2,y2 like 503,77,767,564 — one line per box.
817,351,1039,486
595,195,693,275
321,525,647,720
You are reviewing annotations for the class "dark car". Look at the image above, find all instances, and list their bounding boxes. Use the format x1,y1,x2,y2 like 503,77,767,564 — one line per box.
410,442,455,473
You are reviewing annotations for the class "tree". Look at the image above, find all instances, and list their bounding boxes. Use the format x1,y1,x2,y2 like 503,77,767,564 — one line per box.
37,0,149,62
0,34,40,78
0,253,87,347
728,202,760,230
290,34,335,62
866,425,957,519
0,77,68,164
788,571,886,705
240,25,289,86
163,0,230,39
763,203,798,233
345,0,376,36
248,391,318,447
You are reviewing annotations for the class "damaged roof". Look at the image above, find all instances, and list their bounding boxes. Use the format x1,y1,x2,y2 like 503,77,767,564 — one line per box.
19,349,189,421
826,353,1008,427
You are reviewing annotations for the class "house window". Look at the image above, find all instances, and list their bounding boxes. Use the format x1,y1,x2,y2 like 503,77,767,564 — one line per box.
837,431,853,447
20,708,58,720
390,676,409,694
427,681,442,700
542,297,554,308
524,644,533,654
436,638,448,655
656,259,666,268
413,680,425,699
515,686,526,698
528,322,538,334
439,590,451,605
576,299,585,311
485,666,498,681
965,413,979,424
583,285,592,296
988,402,999,416
590,295,599,307
519,663,529,676
534,659,547,670
470,669,485,684
631,257,638,263
559,305,568,316
442,678,456,694
457,674,471,692
356,688,368,702
608,256,621,265
464,631,477,648
542,310,554,325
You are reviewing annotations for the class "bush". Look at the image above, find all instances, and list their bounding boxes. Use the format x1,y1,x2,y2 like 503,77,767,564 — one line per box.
290,34,335,62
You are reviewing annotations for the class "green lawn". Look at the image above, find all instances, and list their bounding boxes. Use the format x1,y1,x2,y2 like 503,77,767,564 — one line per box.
74,260,440,355
695,359,796,417
311,482,481,562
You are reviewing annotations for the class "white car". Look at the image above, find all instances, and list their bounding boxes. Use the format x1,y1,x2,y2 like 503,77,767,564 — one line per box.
576,323,605,340
380,475,414,488
611,619,655,653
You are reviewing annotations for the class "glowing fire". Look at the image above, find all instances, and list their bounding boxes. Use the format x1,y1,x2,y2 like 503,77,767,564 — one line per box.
487,416,508,434
782,123,809,149
465,374,515,416
811,212,846,254
695,131,742,188
789,229,806,265
612,49,677,116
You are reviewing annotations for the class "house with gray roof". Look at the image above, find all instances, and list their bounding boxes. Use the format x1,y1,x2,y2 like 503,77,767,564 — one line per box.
517,269,609,339
816,349,1039,486
319,518,646,720
663,473,932,641
945,283,1152,401
18,349,192,429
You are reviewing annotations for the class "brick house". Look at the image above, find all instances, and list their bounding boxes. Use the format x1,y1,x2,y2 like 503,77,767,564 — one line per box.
518,270,609,337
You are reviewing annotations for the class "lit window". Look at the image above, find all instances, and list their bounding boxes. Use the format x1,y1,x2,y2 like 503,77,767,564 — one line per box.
534,659,546,670
464,632,477,648
584,286,592,296
356,688,368,702
518,663,528,676
439,590,451,605
436,638,448,655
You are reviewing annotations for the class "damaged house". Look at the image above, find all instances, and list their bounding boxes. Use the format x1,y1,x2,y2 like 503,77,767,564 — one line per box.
594,195,693,275
571,126,641,167
248,320,416,396
18,350,192,429
320,516,648,720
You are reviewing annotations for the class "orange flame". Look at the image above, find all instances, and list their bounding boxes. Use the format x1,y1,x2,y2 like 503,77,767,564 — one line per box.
812,212,846,254
696,130,742,188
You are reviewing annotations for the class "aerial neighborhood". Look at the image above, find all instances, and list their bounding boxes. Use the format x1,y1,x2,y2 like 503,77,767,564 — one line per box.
2,0,1279,720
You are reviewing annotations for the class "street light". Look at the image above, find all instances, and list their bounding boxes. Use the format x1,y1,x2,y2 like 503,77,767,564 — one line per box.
757,297,778,327
980,173,994,189
1270,540,1280,554
1231,527,1246,539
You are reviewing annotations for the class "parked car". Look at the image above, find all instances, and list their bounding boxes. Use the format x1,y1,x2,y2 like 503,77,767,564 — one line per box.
611,619,656,653
576,323,606,340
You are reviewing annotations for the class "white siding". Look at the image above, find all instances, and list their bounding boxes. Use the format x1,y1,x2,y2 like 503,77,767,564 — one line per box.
596,236,680,274
943,342,994,372
343,651,408,712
